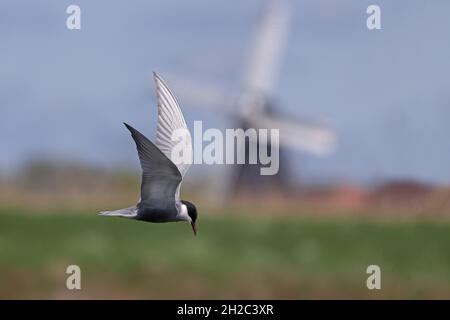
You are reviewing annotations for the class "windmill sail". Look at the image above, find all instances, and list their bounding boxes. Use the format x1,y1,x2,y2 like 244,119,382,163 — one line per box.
242,1,290,97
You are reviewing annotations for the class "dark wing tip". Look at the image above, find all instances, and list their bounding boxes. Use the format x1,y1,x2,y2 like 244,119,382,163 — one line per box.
123,123,141,142
123,122,134,132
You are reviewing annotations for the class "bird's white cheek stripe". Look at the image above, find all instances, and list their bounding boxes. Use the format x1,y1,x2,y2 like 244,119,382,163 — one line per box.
177,204,190,222
170,121,280,176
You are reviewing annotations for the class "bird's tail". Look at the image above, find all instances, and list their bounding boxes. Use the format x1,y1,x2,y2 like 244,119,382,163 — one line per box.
99,206,138,218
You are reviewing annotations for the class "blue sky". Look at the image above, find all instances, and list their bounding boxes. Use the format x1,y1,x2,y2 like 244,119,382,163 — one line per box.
1,0,450,185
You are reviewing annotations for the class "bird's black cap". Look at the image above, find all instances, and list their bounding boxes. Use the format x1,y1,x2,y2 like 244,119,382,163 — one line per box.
182,200,197,223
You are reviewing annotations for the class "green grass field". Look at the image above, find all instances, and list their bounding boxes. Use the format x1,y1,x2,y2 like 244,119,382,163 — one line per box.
1,208,450,299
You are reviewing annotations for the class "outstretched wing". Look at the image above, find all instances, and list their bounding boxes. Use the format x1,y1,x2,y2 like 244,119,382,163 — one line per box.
124,123,182,202
153,72,193,178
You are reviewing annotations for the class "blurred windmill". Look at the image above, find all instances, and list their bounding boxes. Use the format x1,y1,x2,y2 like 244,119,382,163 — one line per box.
169,1,336,200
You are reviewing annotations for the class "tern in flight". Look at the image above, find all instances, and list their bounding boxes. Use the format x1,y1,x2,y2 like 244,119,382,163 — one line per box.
100,73,198,235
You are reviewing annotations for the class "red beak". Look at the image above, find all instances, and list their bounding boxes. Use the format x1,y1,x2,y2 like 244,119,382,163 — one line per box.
191,222,197,236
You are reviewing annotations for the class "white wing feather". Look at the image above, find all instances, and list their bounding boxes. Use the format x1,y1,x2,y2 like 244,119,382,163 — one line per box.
153,72,193,179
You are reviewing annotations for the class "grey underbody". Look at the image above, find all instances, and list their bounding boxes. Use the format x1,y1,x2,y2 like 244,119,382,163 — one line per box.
136,198,179,223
